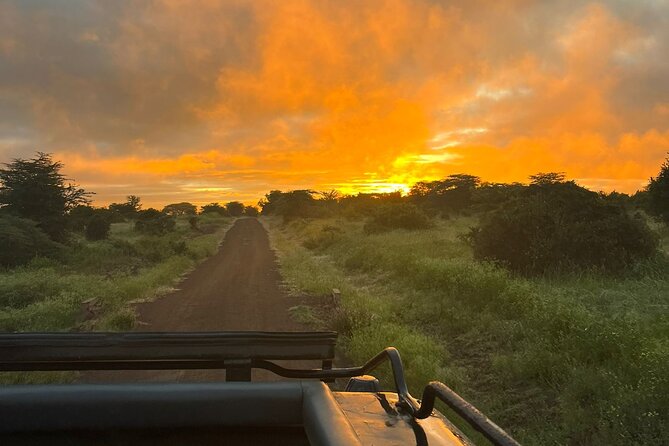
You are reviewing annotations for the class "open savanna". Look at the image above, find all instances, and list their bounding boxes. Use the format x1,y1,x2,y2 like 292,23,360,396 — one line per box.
0,214,231,382
265,216,669,446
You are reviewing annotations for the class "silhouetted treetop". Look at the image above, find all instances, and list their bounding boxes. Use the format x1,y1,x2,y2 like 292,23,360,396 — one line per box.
0,152,91,240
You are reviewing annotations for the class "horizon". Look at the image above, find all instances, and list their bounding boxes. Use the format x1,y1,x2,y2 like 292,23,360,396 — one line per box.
2,0,668,206
56,167,656,210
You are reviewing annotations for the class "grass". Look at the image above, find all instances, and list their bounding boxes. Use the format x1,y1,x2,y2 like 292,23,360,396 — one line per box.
264,216,669,446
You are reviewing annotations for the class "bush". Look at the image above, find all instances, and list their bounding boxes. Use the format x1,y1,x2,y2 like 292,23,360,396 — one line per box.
364,203,432,233
647,156,669,223
200,203,229,216
188,216,199,230
67,205,95,232
469,182,659,274
244,205,259,217
0,215,62,268
225,201,245,217
85,211,111,241
134,209,176,235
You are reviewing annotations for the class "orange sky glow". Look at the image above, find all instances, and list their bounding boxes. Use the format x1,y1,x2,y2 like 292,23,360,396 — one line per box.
1,1,668,207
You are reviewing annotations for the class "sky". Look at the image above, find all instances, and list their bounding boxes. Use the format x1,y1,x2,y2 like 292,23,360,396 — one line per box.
1,0,668,207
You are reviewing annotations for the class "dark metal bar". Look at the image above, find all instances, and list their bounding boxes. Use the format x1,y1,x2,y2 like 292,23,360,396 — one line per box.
411,382,521,446
225,360,252,382
0,333,520,445
0,331,337,370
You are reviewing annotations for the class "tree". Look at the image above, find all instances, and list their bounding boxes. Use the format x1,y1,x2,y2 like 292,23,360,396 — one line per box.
529,172,567,185
0,152,91,241
409,174,480,213
162,202,197,216
225,201,245,217
109,195,142,220
201,202,228,216
319,190,340,203
646,156,669,223
85,210,112,241
134,209,176,235
258,190,317,220
243,205,259,217
67,205,96,232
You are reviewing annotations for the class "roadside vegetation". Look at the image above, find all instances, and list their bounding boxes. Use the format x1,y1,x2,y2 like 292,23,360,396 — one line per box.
0,153,259,336
264,158,669,445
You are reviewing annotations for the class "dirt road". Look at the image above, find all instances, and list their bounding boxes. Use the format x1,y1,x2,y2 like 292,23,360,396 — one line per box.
84,217,317,382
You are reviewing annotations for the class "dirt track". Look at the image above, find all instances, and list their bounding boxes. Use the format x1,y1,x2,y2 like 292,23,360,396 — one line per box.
84,217,317,382
135,217,300,332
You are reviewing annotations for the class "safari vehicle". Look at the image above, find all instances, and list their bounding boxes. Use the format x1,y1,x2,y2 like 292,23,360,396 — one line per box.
0,331,520,446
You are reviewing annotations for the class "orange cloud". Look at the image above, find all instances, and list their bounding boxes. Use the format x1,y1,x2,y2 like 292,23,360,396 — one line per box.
1,0,668,205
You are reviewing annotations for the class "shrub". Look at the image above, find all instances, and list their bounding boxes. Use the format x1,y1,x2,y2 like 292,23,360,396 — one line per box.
469,181,659,274
0,215,62,268
67,205,95,232
302,224,342,250
646,156,669,224
364,203,432,233
85,211,111,241
244,205,259,217
225,201,245,217
134,209,176,235
200,202,229,216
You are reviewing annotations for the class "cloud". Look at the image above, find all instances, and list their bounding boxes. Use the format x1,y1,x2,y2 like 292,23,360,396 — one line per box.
0,0,668,206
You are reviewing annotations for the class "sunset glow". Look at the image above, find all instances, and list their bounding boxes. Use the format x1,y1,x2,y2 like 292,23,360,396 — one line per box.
1,0,668,206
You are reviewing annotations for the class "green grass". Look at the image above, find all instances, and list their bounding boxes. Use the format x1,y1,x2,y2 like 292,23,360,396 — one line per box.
264,216,669,446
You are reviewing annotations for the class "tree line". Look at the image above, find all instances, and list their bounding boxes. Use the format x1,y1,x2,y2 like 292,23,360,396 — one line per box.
257,159,669,276
0,153,260,267
1,151,668,273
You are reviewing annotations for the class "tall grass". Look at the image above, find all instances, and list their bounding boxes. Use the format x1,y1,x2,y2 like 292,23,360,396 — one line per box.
265,216,669,446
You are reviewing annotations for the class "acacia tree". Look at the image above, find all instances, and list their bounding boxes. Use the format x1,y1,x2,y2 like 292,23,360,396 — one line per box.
109,195,142,220
409,174,480,213
162,202,197,216
647,156,669,223
0,152,91,240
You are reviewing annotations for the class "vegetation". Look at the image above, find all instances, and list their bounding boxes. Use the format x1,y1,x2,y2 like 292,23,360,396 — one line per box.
647,155,669,223
243,205,260,217
469,177,658,274
266,216,669,446
0,215,62,268
363,202,431,233
260,190,319,220
0,213,232,336
201,202,228,216
409,173,480,214
109,195,141,221
0,152,91,241
134,208,176,235
0,153,232,346
258,154,669,446
84,210,112,241
162,202,197,216
225,201,245,217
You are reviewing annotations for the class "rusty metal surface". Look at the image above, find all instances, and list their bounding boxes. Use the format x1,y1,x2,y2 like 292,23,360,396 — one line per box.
333,391,471,446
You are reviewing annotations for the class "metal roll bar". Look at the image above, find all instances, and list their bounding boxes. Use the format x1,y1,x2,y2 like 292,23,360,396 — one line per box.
0,332,520,445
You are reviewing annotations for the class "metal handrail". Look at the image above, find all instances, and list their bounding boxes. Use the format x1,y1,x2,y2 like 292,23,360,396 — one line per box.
0,334,521,446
